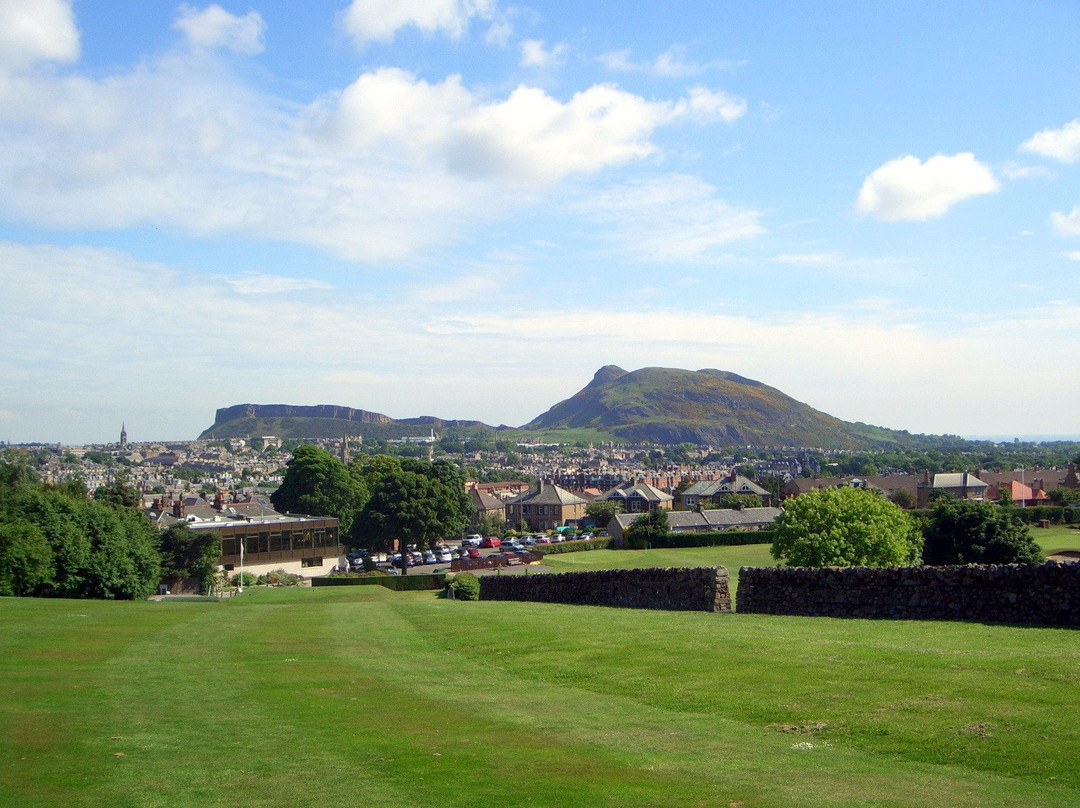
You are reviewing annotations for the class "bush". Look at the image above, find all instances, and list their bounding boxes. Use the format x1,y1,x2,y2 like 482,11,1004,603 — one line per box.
529,537,613,555
648,529,776,549
229,571,256,588
447,572,480,600
771,486,921,567
258,568,304,586
922,499,1043,565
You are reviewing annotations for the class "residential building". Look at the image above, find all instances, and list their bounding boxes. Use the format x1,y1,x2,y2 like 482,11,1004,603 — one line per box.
505,481,588,531
608,507,782,543
595,480,673,513
679,474,772,509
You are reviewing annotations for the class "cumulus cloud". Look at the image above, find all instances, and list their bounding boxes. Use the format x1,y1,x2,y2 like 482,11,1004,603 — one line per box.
340,0,495,45
519,39,568,68
856,153,1000,221
0,0,79,70
1067,251,1080,261
1020,119,1080,163
174,4,266,55
573,174,764,262
1051,206,1080,236
684,86,746,123
0,44,738,262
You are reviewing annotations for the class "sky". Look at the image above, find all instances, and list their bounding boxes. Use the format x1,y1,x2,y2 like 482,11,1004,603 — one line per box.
1,0,1079,445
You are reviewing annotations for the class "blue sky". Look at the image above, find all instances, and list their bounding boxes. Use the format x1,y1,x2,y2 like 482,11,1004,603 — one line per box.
2,0,1079,445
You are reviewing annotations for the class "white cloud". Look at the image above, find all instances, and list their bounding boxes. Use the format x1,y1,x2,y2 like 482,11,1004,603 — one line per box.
4,241,1080,441
0,48,735,261
0,409,15,421
0,0,79,70
340,0,495,46
573,174,763,262
684,86,746,124
519,39,568,68
596,45,733,78
1020,119,1080,163
856,153,1000,221
224,273,333,294
775,252,842,266
1066,251,1080,261
174,4,266,55
1051,206,1080,236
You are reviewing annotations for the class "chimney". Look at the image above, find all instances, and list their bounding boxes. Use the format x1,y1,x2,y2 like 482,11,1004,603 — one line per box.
214,491,224,511
173,498,184,519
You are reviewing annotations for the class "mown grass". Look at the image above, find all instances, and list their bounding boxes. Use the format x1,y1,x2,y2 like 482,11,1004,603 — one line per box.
2,579,1078,808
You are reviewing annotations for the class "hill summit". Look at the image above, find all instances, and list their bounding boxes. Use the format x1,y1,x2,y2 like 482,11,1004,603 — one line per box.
523,366,917,448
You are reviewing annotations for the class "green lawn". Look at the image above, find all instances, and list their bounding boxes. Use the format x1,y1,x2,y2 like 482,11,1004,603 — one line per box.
542,542,776,595
2,582,1079,808
1032,523,1080,554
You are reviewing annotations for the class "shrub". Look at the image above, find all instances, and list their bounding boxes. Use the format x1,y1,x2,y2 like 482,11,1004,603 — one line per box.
448,572,480,601
529,537,613,555
922,499,1043,565
771,486,921,567
229,571,256,588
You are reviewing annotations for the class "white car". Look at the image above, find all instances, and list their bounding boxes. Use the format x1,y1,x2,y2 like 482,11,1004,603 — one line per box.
463,535,483,547
437,548,453,563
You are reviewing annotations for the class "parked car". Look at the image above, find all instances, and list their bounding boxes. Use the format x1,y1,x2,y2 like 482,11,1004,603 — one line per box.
536,535,551,544
466,547,482,559
481,536,502,548
437,548,453,563
463,534,483,547
423,551,437,565
521,537,537,547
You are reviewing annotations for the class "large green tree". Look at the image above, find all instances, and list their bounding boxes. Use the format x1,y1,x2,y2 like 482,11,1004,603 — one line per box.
349,457,471,556
271,444,365,532
921,499,1043,565
771,486,921,567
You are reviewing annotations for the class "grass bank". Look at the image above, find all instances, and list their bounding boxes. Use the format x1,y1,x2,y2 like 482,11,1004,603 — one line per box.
2,584,1079,808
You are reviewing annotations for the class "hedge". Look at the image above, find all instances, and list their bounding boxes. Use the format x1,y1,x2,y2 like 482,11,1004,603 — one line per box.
312,573,447,590
645,529,776,549
529,537,614,556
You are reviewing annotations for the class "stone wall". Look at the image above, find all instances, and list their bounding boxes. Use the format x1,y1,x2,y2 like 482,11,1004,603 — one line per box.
479,566,731,612
737,562,1080,625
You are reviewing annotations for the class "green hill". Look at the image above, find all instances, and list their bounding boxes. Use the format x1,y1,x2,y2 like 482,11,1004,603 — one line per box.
199,404,494,441
200,367,948,449
522,366,928,449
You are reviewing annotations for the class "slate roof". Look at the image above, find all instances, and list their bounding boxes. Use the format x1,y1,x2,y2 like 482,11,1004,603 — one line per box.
613,506,782,533
507,481,587,507
599,480,673,504
682,475,769,498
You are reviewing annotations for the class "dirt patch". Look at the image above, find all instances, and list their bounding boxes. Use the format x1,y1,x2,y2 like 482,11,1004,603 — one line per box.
1047,550,1080,563
768,720,829,734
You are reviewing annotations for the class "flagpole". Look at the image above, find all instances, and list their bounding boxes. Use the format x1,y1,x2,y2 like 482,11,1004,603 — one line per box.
238,537,244,594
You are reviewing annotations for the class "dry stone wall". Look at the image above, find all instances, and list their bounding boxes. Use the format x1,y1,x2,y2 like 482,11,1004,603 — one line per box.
737,562,1080,625
479,566,731,612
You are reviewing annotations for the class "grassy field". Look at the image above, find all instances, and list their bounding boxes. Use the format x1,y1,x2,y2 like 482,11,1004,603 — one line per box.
2,568,1079,808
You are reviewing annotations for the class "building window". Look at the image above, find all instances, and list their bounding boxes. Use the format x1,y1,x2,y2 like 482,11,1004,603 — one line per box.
301,556,322,568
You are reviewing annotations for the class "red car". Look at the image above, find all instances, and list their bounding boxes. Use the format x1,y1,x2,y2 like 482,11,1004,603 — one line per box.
481,536,502,548
466,547,482,559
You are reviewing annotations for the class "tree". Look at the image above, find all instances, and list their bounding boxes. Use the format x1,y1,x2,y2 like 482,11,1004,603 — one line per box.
720,493,762,510
889,489,916,510
624,508,669,550
922,499,1043,565
92,477,141,507
271,445,364,532
585,499,623,528
771,486,921,567
0,522,54,596
349,456,472,561
159,523,220,594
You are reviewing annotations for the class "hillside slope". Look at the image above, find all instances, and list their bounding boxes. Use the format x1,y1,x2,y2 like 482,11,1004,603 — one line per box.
522,366,921,449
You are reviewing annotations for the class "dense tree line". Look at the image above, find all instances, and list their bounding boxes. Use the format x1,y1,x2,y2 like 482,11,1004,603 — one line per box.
0,453,162,599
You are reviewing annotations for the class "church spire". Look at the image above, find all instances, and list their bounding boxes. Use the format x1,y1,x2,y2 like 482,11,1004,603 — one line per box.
120,422,128,447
